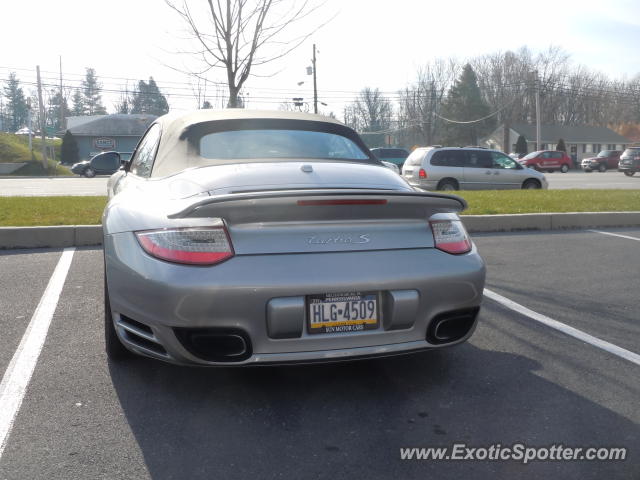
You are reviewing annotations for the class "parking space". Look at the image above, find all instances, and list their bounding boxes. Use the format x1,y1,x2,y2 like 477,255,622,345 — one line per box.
0,230,638,479
0,249,62,374
473,228,640,353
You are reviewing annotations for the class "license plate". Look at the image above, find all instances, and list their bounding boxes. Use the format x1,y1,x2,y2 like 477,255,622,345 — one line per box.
307,292,379,334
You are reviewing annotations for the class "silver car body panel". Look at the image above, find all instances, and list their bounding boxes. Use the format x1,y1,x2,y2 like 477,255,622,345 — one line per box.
103,111,485,365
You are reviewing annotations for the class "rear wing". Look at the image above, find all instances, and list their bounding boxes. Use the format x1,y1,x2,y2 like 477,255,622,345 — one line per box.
168,189,466,222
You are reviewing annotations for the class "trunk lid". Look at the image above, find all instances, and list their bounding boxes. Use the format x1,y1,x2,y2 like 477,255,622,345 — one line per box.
169,189,465,255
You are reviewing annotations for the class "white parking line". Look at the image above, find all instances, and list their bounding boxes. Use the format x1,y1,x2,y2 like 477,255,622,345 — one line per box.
484,288,640,367
587,229,640,242
0,248,75,459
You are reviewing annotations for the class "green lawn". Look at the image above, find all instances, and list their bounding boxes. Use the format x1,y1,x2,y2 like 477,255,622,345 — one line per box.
0,196,107,227
0,132,69,176
458,190,640,215
0,190,638,227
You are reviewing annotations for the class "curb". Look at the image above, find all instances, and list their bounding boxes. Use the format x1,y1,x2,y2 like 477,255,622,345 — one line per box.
1,212,640,249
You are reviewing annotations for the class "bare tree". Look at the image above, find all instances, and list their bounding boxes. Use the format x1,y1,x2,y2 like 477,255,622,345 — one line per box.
166,0,328,108
396,59,460,147
343,88,393,147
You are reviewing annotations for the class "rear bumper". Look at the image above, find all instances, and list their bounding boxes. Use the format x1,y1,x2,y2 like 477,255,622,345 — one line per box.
105,232,485,365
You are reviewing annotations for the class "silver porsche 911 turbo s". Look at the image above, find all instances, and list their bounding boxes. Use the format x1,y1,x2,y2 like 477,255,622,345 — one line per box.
103,109,486,365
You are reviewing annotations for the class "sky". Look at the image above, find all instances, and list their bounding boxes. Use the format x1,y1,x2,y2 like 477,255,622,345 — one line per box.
1,0,639,116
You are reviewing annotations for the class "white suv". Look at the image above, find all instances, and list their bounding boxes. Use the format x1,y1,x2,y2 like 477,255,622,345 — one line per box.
401,146,548,190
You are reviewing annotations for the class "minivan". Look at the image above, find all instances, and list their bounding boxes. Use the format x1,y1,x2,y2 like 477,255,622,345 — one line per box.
401,147,548,190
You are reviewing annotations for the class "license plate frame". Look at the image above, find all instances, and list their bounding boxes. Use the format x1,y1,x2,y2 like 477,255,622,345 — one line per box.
306,292,379,335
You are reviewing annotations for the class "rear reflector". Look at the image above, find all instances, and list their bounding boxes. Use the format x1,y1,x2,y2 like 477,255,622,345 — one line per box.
136,227,234,265
429,220,472,254
297,199,388,206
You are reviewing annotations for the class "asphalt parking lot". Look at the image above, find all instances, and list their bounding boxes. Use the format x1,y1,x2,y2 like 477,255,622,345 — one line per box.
0,229,638,479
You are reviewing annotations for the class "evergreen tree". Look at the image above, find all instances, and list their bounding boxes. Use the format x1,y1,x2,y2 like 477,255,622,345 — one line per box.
81,68,107,115
131,77,169,115
515,134,528,158
47,91,70,132
2,72,29,132
201,100,213,109
440,64,495,146
61,130,79,164
114,87,131,114
556,138,567,152
71,89,85,116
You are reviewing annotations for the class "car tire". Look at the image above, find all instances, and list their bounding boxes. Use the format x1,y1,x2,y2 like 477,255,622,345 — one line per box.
598,163,607,173
522,179,541,190
560,164,569,173
84,168,96,178
437,179,459,191
104,273,132,361
624,171,636,177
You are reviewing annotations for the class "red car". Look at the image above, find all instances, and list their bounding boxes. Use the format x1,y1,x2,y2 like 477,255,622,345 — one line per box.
519,150,572,173
581,150,621,172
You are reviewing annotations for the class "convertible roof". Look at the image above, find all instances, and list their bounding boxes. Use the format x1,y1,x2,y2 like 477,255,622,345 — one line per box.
155,109,343,135
150,109,360,178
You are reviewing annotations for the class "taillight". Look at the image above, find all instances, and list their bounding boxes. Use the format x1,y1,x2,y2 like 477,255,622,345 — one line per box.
429,220,472,255
135,227,234,265
419,168,427,179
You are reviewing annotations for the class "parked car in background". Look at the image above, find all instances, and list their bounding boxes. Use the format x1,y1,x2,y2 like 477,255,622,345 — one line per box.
518,150,572,173
401,146,547,190
103,110,485,365
618,147,640,176
581,150,621,172
370,147,410,168
71,151,122,177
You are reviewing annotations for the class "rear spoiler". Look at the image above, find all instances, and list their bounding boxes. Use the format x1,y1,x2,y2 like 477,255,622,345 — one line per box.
168,189,466,219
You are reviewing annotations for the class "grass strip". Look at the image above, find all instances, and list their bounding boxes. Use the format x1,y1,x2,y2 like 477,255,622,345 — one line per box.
0,196,107,226
458,189,640,215
0,190,638,226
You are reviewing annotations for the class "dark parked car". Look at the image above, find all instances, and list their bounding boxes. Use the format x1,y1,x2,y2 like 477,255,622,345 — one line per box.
370,147,410,168
581,150,621,172
71,151,122,177
618,147,640,176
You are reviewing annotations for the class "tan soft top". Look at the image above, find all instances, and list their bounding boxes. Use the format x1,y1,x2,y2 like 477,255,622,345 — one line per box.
151,109,351,178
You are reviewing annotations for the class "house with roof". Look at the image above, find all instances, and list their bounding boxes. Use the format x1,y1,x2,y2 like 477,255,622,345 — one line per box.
64,114,157,162
484,123,631,162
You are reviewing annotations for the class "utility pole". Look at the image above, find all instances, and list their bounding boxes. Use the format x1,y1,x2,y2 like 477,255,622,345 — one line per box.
59,56,65,132
534,70,541,151
27,100,33,153
36,65,48,170
312,44,318,114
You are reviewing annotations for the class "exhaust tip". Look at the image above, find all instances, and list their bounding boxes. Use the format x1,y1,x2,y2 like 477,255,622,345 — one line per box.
174,328,252,362
426,307,480,345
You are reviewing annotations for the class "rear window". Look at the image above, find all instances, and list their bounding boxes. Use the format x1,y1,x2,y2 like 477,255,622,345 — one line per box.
430,150,466,167
199,129,368,161
522,151,541,160
622,148,640,156
405,149,426,166
375,148,408,159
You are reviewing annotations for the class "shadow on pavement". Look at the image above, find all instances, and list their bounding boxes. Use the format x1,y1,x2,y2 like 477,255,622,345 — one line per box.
109,344,637,480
